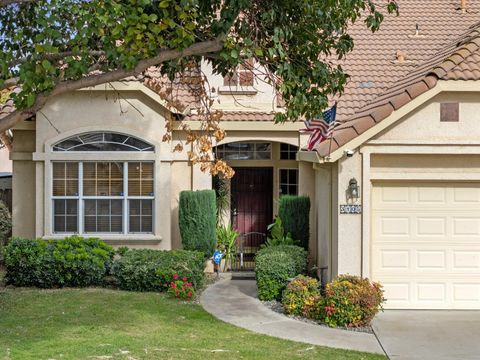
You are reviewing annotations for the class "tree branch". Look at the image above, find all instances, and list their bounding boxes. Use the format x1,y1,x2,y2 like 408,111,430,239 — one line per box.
0,131,12,151
8,50,105,68
0,77,19,91
0,0,37,6
0,37,225,133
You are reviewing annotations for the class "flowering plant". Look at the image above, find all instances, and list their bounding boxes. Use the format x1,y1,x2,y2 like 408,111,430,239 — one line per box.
167,274,195,300
321,275,384,328
282,275,321,316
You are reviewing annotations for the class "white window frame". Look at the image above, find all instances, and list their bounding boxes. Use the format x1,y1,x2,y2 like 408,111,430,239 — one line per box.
52,161,155,235
279,168,299,196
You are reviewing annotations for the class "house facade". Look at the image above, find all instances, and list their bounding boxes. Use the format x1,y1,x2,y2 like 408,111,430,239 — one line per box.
5,0,480,309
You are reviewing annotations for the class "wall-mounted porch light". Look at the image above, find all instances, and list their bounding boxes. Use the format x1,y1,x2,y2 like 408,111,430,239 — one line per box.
347,178,360,203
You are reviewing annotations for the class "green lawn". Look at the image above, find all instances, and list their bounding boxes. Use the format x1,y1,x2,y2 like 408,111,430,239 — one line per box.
0,288,385,360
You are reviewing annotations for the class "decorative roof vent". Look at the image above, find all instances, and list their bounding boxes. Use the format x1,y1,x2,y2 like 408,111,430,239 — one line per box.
396,50,407,63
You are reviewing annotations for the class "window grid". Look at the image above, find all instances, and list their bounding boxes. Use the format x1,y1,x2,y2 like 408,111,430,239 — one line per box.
279,168,299,196
280,143,298,160
52,161,154,235
215,142,272,160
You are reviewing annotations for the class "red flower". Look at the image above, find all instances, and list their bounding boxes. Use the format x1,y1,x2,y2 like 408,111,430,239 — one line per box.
170,282,176,288
185,282,191,288
175,289,179,294
182,276,187,281
187,291,192,298
173,274,179,280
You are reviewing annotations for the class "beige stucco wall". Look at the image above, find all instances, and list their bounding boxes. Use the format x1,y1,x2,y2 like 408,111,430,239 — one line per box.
325,90,480,279
0,148,11,172
11,83,315,259
11,130,36,238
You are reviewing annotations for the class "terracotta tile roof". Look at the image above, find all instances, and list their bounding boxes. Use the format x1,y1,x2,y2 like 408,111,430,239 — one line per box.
0,87,21,120
187,110,275,122
313,2,480,157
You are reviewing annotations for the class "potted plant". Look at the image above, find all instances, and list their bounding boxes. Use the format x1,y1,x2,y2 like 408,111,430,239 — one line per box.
216,224,239,271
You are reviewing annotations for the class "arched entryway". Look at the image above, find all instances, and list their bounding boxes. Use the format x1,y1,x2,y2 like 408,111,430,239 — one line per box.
213,140,299,270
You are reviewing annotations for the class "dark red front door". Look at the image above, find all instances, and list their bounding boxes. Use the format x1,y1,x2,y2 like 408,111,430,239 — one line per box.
231,167,273,269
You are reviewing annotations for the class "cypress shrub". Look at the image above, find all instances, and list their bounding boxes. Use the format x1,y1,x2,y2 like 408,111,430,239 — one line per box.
278,195,310,250
179,189,216,256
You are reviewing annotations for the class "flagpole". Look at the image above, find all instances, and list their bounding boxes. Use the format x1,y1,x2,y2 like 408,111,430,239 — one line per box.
326,101,337,160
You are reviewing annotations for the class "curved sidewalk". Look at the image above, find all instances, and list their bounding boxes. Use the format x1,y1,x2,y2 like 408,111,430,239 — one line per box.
200,276,384,354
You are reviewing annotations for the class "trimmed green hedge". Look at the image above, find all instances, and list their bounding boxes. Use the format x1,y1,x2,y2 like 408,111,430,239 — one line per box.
5,236,114,288
278,195,310,249
255,245,308,301
112,249,205,292
179,190,216,256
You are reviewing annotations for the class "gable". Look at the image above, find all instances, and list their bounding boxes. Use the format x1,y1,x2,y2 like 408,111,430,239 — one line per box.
371,91,480,143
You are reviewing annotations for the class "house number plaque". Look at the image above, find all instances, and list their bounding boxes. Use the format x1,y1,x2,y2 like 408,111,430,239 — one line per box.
340,204,362,214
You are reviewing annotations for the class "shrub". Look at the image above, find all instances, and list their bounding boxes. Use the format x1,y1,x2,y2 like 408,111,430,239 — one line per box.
255,245,307,301
278,195,310,250
167,274,196,300
0,200,11,247
179,190,216,256
320,275,384,328
112,249,205,292
5,236,114,288
282,275,321,316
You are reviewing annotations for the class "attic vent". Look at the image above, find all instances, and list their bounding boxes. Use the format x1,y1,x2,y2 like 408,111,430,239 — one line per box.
440,103,459,122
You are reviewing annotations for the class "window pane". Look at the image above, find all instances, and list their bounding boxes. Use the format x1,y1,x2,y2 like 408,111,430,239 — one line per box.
129,199,153,233
53,162,78,196
279,169,299,196
128,162,154,196
83,162,124,196
53,132,153,152
129,216,140,233
84,199,123,233
53,199,78,233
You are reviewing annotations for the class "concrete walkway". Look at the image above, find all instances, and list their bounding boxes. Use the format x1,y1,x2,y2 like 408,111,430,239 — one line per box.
200,276,384,354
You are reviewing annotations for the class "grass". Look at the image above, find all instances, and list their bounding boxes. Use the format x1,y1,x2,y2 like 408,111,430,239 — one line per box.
0,287,385,360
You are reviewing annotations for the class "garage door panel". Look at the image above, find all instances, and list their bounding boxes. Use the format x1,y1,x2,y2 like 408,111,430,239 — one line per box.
372,182,480,309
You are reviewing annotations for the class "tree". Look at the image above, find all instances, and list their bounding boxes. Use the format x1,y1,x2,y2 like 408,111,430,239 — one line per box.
0,0,397,175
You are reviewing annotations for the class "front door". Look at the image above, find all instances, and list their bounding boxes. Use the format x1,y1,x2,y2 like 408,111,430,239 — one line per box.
231,167,273,270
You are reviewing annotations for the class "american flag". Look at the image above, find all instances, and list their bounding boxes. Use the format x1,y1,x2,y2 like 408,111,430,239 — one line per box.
301,104,337,151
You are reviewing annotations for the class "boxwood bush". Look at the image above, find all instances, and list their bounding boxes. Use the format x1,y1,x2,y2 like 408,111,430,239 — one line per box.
5,236,114,288
255,245,307,301
112,249,205,292
179,190,216,256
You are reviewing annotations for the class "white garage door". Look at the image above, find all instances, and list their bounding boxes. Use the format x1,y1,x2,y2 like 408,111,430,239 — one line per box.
372,182,480,309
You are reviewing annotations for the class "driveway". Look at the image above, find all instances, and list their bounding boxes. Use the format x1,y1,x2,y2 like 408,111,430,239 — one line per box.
373,310,480,360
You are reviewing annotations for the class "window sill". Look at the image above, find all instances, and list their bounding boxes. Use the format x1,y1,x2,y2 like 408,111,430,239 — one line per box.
42,234,162,245
218,86,258,95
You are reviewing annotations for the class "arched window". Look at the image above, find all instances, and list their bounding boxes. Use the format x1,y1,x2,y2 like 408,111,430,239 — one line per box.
51,132,154,235
53,132,154,152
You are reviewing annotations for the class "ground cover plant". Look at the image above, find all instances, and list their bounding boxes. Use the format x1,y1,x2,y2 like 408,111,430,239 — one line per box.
0,287,386,360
